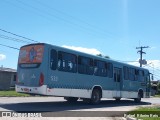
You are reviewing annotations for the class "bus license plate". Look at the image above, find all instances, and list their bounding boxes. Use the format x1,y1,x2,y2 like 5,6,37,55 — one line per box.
24,88,29,92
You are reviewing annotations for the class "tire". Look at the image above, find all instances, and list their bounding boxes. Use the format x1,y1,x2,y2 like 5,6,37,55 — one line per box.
90,89,101,105
64,97,78,103
134,92,141,103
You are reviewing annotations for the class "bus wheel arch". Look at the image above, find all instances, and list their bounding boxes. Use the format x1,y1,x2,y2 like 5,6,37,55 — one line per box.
90,86,102,104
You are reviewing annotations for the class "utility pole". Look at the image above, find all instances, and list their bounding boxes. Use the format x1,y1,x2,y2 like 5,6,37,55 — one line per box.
136,46,149,67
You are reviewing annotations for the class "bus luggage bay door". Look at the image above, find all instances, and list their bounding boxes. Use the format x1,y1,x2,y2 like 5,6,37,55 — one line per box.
113,67,122,98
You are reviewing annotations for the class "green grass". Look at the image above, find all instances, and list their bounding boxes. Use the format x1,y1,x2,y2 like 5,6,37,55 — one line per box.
126,106,160,120
0,90,30,97
155,94,160,98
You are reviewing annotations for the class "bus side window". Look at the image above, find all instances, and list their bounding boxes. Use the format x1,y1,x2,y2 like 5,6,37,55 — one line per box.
107,63,113,78
129,68,135,81
123,66,129,80
94,60,107,77
135,69,139,81
50,49,57,70
138,70,144,82
58,51,77,73
78,56,93,75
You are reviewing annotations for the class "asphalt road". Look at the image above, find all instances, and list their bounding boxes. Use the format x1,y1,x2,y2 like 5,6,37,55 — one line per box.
0,97,160,118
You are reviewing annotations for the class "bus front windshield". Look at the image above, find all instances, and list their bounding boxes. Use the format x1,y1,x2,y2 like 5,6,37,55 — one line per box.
18,44,44,68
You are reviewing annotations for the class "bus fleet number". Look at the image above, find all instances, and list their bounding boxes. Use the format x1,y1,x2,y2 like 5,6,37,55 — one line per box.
51,76,58,82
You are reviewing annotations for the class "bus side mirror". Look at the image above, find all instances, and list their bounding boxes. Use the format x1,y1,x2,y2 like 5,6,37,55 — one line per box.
151,75,154,80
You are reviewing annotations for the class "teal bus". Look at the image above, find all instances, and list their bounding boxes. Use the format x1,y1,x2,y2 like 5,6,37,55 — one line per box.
16,43,151,104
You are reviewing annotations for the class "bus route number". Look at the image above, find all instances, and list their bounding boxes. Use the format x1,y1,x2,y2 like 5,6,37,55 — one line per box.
51,76,58,82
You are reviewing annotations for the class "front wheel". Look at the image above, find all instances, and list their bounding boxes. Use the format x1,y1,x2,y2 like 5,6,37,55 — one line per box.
90,89,101,105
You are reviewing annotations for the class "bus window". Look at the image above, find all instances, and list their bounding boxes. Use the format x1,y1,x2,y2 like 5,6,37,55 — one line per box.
114,68,121,82
123,66,129,80
58,51,77,73
107,63,113,78
139,70,144,76
78,56,93,75
138,70,144,81
135,69,139,81
50,49,57,70
94,60,107,77
129,68,135,81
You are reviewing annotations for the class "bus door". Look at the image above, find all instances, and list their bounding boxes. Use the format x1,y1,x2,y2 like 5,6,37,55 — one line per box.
113,67,122,98
146,73,151,98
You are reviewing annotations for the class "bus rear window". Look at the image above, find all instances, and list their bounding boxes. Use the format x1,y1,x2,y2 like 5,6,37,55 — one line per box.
18,44,44,66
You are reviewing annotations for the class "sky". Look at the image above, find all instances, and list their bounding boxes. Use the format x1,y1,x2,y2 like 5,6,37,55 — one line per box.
0,0,160,80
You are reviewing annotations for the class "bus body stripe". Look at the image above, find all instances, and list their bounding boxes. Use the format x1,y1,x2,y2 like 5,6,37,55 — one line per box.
16,85,145,99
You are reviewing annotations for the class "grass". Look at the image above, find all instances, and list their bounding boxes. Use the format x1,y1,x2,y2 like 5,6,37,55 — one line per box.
155,94,160,98
126,106,160,120
0,90,30,97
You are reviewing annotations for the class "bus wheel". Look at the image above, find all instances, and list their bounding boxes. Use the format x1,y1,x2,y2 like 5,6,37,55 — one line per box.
134,92,141,103
90,89,101,105
64,97,78,103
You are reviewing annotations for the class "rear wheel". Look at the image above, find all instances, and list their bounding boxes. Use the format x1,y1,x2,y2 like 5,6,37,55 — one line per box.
64,97,78,103
90,89,101,105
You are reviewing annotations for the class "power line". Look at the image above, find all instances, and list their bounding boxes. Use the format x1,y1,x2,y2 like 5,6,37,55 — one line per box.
12,0,117,39
143,64,160,80
15,0,99,35
152,74,160,79
153,76,160,80
0,28,39,43
34,0,115,37
0,34,31,44
0,43,19,50
144,64,160,73
6,0,97,38
120,61,139,63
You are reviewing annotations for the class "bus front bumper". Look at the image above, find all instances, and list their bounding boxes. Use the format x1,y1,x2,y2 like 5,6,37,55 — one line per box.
15,85,47,95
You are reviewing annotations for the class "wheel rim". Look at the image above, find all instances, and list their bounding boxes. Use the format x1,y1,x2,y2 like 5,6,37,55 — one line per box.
93,91,100,103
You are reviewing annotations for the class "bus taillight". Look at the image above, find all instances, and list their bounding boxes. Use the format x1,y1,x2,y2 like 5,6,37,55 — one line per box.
39,73,44,86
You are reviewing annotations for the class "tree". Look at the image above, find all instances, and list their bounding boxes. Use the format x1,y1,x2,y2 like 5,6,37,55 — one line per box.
96,54,102,57
96,54,110,58
104,56,110,58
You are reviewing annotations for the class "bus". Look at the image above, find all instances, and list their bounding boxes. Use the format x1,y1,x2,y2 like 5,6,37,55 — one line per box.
16,43,151,104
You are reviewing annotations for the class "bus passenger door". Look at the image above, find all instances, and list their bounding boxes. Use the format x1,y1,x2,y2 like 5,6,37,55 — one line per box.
146,73,151,98
113,67,122,98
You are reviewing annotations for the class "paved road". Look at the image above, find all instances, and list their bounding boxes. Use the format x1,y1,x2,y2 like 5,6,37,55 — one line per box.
0,97,160,119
